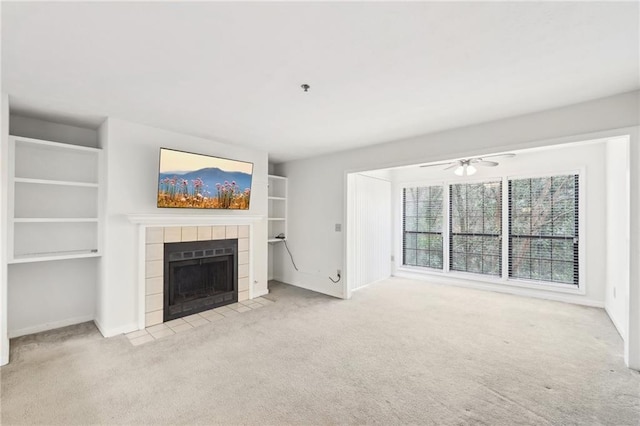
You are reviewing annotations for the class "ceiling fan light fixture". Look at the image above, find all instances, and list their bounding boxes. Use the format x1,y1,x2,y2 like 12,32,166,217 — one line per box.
454,164,477,176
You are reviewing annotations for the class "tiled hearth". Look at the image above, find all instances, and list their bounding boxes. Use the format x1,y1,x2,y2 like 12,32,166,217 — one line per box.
126,296,274,346
144,225,250,328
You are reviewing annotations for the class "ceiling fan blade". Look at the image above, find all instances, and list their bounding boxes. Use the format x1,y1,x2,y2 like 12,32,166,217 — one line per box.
472,160,499,167
419,161,456,168
479,153,516,160
443,162,461,170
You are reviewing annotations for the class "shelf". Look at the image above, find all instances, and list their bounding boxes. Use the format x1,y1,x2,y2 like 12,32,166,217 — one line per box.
14,177,99,188
9,134,103,263
267,174,287,200
13,218,99,223
12,135,101,153
267,174,287,180
12,135,100,184
267,174,287,281
10,249,101,264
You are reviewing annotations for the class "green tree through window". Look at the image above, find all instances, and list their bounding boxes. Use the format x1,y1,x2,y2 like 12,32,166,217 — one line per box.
401,174,579,287
402,186,443,269
509,175,578,285
449,181,502,276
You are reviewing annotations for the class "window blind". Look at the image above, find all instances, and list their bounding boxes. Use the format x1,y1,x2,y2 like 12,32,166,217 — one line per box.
449,181,502,276
402,186,443,269
508,174,579,285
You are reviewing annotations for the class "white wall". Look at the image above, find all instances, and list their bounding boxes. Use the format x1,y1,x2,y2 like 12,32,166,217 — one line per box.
628,130,640,369
9,115,99,148
271,163,345,297
605,138,631,339
274,90,640,368
96,121,109,335
389,141,607,306
97,118,268,336
6,116,100,338
268,244,274,281
8,259,97,337
1,94,10,365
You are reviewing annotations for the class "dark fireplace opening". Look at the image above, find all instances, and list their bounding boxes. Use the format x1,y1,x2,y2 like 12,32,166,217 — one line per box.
164,239,238,322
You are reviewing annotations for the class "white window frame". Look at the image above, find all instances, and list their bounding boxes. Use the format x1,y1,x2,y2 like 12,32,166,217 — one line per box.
448,177,504,277
395,168,585,295
398,180,446,272
503,169,585,294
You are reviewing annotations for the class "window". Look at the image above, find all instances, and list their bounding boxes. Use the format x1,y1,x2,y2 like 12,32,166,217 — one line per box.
449,181,502,276
402,186,443,269
508,175,579,285
402,174,579,286
400,172,580,289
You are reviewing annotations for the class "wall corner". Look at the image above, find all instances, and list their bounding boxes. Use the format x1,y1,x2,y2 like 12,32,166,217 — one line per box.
1,93,10,365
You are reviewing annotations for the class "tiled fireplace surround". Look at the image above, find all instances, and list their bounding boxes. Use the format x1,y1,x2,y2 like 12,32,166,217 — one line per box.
143,224,251,328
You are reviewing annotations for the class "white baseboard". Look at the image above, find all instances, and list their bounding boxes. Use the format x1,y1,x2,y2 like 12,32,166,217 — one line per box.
8,314,95,338
348,276,391,298
94,318,139,338
277,277,344,299
252,288,269,298
605,306,628,341
1,336,9,366
394,271,604,308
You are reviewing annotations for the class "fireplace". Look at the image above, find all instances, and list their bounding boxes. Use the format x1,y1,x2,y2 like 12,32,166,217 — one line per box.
164,239,238,322
134,222,253,329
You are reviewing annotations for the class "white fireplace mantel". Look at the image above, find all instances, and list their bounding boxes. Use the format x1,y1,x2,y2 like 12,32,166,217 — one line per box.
127,213,264,226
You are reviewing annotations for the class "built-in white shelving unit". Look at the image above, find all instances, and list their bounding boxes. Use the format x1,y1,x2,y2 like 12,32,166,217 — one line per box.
267,174,287,243
8,136,103,264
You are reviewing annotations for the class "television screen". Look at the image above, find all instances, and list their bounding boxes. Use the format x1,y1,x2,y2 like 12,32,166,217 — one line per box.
158,148,253,210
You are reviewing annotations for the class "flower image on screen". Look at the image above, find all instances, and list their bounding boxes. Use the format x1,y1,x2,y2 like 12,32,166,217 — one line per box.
157,148,254,210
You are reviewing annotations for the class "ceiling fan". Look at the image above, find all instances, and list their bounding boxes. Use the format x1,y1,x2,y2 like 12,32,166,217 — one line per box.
420,153,516,176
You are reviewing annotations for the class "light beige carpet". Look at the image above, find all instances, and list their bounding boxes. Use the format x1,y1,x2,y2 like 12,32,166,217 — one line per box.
1,278,639,425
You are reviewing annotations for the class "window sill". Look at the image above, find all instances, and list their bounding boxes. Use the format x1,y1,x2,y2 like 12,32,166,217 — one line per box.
396,266,585,295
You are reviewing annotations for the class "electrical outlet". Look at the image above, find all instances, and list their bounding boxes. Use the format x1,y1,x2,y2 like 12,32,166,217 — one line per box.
390,255,394,261
335,224,342,232
337,269,341,276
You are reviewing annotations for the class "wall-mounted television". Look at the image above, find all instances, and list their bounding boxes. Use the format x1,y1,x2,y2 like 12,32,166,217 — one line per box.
157,148,253,210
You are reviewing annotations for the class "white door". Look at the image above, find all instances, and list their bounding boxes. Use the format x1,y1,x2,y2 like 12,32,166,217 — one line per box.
350,173,392,292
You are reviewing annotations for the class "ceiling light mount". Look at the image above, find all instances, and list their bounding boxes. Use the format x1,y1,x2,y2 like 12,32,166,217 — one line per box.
301,84,310,92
